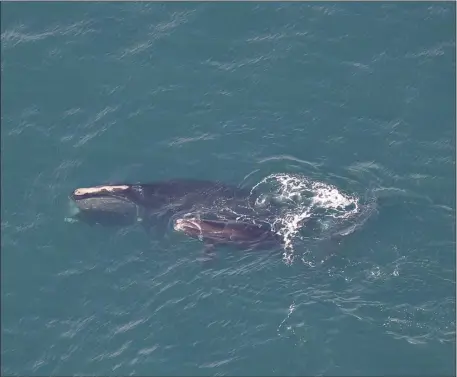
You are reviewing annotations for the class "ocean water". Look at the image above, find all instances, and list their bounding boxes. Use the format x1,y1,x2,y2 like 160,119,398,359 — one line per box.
1,2,456,376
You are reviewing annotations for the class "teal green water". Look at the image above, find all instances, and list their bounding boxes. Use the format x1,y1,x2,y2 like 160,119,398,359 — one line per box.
1,2,456,376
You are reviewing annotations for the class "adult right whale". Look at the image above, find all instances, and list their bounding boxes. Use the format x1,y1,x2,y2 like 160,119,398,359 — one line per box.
66,178,282,250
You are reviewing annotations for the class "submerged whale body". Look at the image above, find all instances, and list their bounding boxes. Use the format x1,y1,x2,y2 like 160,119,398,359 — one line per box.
67,179,281,249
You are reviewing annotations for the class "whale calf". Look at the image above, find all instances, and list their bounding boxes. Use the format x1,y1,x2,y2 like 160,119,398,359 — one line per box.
174,217,283,251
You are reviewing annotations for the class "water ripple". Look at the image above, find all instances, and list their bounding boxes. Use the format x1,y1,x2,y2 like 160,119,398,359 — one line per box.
116,9,198,59
1,20,97,50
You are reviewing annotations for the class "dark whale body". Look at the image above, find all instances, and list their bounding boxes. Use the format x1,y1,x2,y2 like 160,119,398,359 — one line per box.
68,180,252,221
174,217,283,251
67,179,280,250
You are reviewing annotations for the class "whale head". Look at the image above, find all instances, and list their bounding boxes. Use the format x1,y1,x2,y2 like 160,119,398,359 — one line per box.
66,185,139,226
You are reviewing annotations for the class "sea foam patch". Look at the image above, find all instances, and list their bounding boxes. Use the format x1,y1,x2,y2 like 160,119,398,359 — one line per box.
250,173,362,264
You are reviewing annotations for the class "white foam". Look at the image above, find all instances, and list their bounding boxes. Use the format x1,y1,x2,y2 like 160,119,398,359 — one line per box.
250,173,361,264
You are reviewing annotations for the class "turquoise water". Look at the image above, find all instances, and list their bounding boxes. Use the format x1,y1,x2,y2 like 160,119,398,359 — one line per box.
1,2,456,376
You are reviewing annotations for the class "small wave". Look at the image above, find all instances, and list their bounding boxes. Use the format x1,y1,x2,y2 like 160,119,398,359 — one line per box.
1,20,96,51
116,9,197,59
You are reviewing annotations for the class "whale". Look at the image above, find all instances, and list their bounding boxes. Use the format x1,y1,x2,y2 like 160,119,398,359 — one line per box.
66,179,282,249
173,217,284,252
67,180,250,222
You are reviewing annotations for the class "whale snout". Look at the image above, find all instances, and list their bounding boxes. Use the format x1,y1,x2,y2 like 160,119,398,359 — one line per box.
66,185,138,226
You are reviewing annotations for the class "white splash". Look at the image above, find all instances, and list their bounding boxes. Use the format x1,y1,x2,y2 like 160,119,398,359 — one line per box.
250,173,361,264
